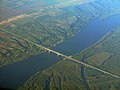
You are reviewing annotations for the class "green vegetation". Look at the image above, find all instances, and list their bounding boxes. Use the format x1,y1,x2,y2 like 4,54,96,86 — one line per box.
1,0,120,89
0,0,104,67
87,52,112,66
19,26,120,90
0,30,44,67
76,27,120,90
0,0,89,21
18,60,86,90
79,27,120,76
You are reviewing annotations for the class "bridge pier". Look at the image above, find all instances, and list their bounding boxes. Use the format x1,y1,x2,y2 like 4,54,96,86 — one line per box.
57,54,60,57
48,50,51,53
32,42,120,79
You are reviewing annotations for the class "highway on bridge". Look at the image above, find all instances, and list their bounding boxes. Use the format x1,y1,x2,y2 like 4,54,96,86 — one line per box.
1,29,120,79
33,42,120,79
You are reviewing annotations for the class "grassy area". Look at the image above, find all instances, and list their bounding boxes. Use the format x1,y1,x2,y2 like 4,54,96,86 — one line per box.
1,0,120,89
77,27,120,90
0,30,44,67
20,26,120,90
0,1,101,67
18,60,86,90
87,52,112,66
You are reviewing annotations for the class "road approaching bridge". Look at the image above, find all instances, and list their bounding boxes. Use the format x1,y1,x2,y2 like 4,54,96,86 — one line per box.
33,43,120,79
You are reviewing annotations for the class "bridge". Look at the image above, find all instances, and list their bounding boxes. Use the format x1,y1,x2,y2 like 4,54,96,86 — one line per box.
33,43,120,79
1,29,120,79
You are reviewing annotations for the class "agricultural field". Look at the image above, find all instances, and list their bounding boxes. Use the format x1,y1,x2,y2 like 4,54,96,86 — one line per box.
0,0,90,21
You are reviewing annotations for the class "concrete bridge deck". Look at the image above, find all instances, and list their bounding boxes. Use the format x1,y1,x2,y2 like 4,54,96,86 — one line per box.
1,14,120,79
34,43,120,79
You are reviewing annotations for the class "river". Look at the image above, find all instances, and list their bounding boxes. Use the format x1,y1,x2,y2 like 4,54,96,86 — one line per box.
54,14,120,55
0,13,120,89
0,53,60,89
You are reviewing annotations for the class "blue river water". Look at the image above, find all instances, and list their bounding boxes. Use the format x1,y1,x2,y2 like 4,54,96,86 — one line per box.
0,13,120,89
54,14,120,55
